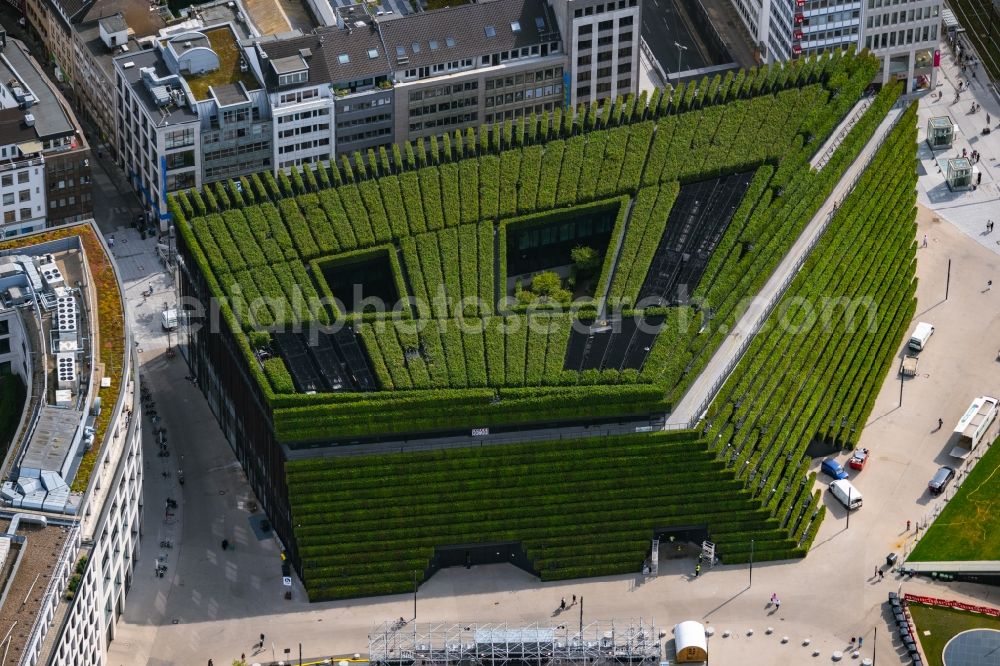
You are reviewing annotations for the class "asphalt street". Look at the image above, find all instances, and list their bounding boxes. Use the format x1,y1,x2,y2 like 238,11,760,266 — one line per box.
641,0,713,74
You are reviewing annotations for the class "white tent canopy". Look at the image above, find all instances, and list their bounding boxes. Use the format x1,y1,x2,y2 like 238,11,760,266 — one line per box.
673,621,708,663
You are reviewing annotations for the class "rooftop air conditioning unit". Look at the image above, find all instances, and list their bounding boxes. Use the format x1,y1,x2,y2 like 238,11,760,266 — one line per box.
23,113,34,127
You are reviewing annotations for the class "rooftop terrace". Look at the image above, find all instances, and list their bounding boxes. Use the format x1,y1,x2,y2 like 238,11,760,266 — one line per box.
185,26,260,101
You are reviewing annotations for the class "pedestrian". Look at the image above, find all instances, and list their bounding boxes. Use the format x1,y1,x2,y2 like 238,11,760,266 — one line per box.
907,519,912,531
221,538,229,550
572,594,576,604
922,234,928,248
858,636,863,647
241,654,245,662
988,114,992,124
108,235,115,248
695,564,701,577
208,660,213,666
988,280,993,292
878,569,885,581
979,172,983,185
770,592,777,604
260,633,265,645
774,598,780,609
560,598,566,610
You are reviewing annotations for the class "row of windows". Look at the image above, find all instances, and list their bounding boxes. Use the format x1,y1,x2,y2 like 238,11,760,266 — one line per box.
578,47,632,66
801,26,860,44
48,192,91,208
576,77,631,98
579,63,632,80
865,23,937,49
205,158,272,180
487,67,563,90
164,128,195,150
0,171,31,187
278,138,330,154
166,171,196,191
204,141,271,162
278,124,330,139
408,81,478,103
278,88,319,105
868,0,934,8
337,113,392,129
410,96,479,117
339,126,392,145
408,112,478,132
1,190,32,205
573,0,638,18
486,84,562,106
277,108,330,124
578,31,633,50
2,208,36,222
340,97,391,113
802,9,859,25
866,5,936,27
484,102,556,124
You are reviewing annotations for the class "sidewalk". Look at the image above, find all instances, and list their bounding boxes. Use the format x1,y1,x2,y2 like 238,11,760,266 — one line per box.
915,41,1000,257
669,103,906,426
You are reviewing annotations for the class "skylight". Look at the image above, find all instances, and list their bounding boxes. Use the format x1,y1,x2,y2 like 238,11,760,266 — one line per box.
511,20,521,32
429,40,439,50
368,48,379,59
446,37,456,47
535,16,545,29
485,25,496,37
396,45,406,56
338,53,350,64
412,42,421,52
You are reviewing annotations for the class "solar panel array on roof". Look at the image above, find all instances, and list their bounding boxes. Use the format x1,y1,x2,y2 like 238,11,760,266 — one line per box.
273,327,377,393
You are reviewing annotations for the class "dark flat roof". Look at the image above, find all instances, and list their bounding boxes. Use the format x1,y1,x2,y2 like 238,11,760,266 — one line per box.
0,109,39,146
0,38,75,139
116,49,199,124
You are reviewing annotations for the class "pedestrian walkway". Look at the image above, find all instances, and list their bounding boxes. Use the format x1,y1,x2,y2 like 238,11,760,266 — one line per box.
668,103,906,426
915,38,1000,257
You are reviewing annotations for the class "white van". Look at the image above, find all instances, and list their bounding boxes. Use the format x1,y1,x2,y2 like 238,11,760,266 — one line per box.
829,479,863,511
161,309,178,331
908,322,934,351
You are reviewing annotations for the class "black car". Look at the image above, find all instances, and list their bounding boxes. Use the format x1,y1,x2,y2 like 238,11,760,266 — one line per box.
928,466,956,495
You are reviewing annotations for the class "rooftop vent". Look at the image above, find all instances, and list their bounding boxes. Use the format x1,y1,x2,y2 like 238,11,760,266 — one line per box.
123,61,135,69
299,48,312,59
23,113,33,127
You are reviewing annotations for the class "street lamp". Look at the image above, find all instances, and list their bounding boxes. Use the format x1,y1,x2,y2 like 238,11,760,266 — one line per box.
674,42,688,78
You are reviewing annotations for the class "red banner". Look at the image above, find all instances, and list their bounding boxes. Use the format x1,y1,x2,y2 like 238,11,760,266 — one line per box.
905,594,1000,618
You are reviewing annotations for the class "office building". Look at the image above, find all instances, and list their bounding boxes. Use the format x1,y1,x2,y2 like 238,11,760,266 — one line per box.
113,1,266,223
0,223,141,666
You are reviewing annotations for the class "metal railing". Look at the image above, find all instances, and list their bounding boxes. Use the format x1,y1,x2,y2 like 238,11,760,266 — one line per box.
684,103,907,429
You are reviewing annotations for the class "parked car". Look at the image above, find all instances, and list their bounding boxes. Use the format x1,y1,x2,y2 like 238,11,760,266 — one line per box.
821,458,849,480
849,448,870,471
928,466,956,495
161,309,178,331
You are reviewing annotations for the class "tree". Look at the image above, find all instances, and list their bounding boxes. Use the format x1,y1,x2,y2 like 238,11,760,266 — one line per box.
571,245,601,275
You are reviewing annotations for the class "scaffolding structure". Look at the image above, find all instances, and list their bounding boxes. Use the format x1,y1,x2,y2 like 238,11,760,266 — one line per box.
369,620,662,666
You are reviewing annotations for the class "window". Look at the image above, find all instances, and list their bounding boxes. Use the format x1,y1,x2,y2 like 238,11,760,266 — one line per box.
412,42,422,52
16,172,28,184
1,194,11,205
535,16,545,30
511,21,521,32
338,53,350,64
579,24,592,35
577,85,591,97
19,208,31,219
446,37,456,47
429,40,439,50
620,15,633,26
18,190,29,202
1,175,10,187
367,48,379,59
2,211,12,223
485,25,496,38
279,71,308,86
598,20,613,30
164,128,195,149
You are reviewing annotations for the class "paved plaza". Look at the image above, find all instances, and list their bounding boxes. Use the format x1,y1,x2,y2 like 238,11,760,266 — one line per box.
104,45,1000,666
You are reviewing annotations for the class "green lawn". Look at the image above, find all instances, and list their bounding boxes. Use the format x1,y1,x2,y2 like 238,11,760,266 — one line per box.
909,603,1000,666
909,436,1000,561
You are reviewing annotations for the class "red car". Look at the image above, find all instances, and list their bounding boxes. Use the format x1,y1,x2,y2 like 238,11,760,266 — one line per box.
849,448,870,470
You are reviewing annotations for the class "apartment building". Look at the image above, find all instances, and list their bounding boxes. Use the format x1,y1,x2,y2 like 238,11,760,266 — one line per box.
0,224,141,666
0,34,91,236
114,3,266,223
